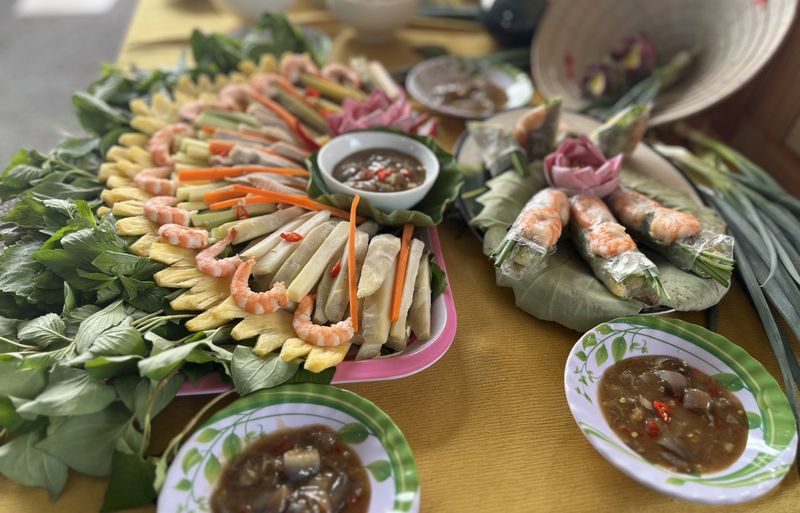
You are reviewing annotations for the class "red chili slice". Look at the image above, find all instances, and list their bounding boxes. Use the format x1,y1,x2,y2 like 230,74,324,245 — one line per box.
647,421,660,438
376,169,390,181
653,400,671,423
280,231,304,242
330,260,341,278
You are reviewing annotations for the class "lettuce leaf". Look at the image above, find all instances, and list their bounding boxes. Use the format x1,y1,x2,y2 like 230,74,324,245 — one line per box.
307,131,465,227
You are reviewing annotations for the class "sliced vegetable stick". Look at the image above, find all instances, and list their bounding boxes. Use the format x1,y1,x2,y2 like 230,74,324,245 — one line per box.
130,233,158,257
408,253,432,341
106,175,134,189
254,210,331,275
279,338,314,361
272,221,339,287
177,183,225,202
154,267,206,289
177,201,207,211
313,246,343,324
111,199,144,218
240,212,314,259
390,224,415,322
226,185,355,220
358,257,397,359
287,222,350,303
203,187,246,204
115,216,158,236
304,344,351,373
357,234,401,298
348,195,361,332
196,203,277,230
179,166,309,182
325,230,369,322
184,296,246,331
387,238,425,350
231,310,295,341
219,206,305,243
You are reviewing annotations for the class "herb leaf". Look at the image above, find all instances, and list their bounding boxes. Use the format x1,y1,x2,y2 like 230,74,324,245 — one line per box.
16,366,116,417
231,346,299,395
0,431,69,500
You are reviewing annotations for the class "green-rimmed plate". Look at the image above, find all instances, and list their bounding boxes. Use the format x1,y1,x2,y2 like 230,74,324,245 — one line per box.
158,384,420,513
564,316,797,504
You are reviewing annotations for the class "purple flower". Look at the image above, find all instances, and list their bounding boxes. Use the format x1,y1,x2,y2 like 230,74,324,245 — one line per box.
544,136,622,197
611,33,657,81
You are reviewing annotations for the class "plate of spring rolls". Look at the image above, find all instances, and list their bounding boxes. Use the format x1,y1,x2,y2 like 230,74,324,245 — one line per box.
455,102,734,331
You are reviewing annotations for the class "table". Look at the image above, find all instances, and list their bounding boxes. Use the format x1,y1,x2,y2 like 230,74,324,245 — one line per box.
1,1,798,512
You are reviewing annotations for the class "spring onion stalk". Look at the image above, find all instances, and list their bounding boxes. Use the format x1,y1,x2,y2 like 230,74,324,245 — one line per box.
656,136,800,470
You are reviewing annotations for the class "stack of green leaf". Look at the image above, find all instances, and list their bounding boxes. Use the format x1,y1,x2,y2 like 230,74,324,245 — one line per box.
656,126,800,454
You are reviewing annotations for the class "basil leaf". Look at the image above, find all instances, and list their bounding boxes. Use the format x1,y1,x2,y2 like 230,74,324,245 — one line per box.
84,355,143,379
75,323,145,360
113,374,184,425
71,91,130,136
92,251,142,276
138,340,231,381
16,365,116,417
0,397,46,434
74,300,127,353
0,431,69,500
17,313,69,348
99,451,157,513
231,346,298,395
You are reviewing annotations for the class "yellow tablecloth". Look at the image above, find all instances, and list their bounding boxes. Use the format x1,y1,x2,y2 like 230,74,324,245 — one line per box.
1,1,798,512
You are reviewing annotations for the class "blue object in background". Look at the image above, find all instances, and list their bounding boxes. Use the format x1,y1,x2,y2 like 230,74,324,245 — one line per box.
479,0,548,48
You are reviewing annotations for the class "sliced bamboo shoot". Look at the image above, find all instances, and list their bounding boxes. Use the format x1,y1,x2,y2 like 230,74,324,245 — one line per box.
279,338,313,361
184,296,246,331
358,257,397,359
408,252,432,341
305,344,350,372
171,276,232,312
154,267,206,288
254,211,331,275
252,312,298,355
387,239,425,351
313,245,344,324
240,212,314,260
102,186,152,205
325,231,369,322
130,233,158,256
357,234,400,298
222,206,305,244
272,221,338,287
148,241,198,266
287,222,349,303
231,310,295,341
111,199,144,218
116,216,158,236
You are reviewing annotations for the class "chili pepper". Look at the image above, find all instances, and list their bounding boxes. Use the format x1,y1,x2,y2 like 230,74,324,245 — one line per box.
401,170,413,179
362,170,374,180
304,87,321,98
280,231,304,242
647,421,660,438
653,400,671,423
564,52,575,81
330,259,341,278
376,168,391,181
234,202,250,220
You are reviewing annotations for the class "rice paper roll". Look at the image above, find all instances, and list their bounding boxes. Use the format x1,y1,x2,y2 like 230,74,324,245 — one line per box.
513,97,562,160
491,187,570,278
467,122,527,176
591,104,650,157
569,194,664,304
608,188,734,286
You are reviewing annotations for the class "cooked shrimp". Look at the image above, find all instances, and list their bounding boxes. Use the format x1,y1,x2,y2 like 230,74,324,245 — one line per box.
588,222,637,258
518,208,564,247
252,72,288,97
571,195,616,228
148,123,192,167
649,209,702,245
133,166,177,196
178,100,230,121
609,189,661,227
218,84,253,111
230,258,289,314
293,294,354,347
196,229,242,277
280,53,319,84
513,107,548,148
158,223,208,249
321,63,362,88
144,196,193,226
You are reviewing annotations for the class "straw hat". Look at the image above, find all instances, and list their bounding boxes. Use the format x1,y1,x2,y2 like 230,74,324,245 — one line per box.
531,0,797,125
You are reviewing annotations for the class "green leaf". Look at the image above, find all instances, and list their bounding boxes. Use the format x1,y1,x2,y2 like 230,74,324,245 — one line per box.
575,351,587,362
138,340,230,381
337,423,369,444
84,355,143,379
74,300,127,353
72,91,130,136
91,251,142,276
197,428,220,444
597,324,614,335
231,346,299,395
746,411,761,429
222,434,242,461
0,431,69,500
595,344,609,366
712,373,745,392
429,257,448,300
16,365,116,417
611,337,627,362
35,405,138,477
182,447,203,473
0,236,49,304
307,130,465,227
204,454,222,483
99,451,157,513
0,359,47,399
175,479,192,491
0,397,46,434
365,460,392,482
77,323,145,359
285,366,335,385
17,314,69,348
582,332,598,349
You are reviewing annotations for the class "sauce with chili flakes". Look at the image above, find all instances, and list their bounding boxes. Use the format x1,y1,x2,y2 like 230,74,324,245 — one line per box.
211,425,370,513
333,149,426,193
598,355,748,474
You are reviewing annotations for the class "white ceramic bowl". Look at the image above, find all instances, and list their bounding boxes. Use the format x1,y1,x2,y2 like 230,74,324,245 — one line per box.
210,0,294,21
328,0,420,43
317,131,440,213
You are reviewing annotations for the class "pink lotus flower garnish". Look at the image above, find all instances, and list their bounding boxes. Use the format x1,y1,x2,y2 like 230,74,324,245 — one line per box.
326,90,416,135
544,135,622,197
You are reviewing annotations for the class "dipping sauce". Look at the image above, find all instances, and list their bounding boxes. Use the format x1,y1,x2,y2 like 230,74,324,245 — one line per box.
333,149,426,193
211,425,370,513
599,355,748,474
432,78,508,115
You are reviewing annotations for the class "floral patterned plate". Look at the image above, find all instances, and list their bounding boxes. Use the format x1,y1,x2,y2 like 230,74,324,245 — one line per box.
564,316,797,504
158,384,420,513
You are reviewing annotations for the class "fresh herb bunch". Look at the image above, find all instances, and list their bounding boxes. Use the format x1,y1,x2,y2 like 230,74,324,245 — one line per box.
656,126,800,467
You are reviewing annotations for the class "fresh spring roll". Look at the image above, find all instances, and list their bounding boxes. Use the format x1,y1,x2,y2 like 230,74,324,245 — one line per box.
407,252,432,341
491,187,570,278
466,122,527,176
591,104,650,157
387,238,426,351
513,97,562,161
608,188,734,287
569,195,665,304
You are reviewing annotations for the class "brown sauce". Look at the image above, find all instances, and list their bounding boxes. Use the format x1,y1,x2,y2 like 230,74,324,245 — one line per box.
211,425,370,513
599,355,748,474
432,78,508,115
333,149,425,193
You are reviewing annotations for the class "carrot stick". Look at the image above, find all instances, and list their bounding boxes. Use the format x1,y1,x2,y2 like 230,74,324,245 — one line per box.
203,187,246,204
178,166,309,182
209,140,235,156
227,185,357,221
390,224,414,323
246,88,299,130
349,195,361,332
